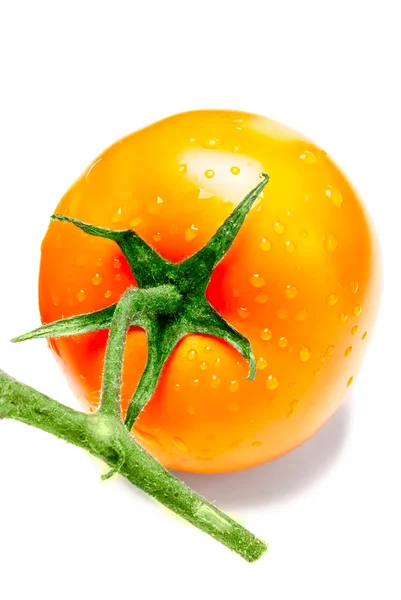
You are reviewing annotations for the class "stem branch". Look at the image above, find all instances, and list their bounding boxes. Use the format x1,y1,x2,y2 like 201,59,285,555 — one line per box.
0,369,267,562
100,285,181,417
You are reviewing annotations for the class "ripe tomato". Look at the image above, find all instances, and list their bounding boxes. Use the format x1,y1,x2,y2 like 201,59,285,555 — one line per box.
39,110,380,473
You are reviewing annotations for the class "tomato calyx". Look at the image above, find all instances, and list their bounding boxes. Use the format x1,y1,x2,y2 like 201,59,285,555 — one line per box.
3,173,271,562
14,173,269,430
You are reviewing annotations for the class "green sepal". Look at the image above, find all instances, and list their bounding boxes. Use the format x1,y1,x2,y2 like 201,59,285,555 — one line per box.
177,172,269,292
12,285,181,344
51,214,171,288
12,304,116,343
174,298,256,380
124,317,184,430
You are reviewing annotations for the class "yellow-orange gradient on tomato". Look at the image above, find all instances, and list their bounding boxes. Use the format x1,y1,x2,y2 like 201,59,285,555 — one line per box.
39,110,380,473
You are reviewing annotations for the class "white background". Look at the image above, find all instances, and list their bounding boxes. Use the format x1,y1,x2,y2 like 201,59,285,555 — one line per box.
0,2,400,598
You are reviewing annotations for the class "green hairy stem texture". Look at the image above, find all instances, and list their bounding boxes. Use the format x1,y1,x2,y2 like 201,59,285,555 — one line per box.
1,173,270,562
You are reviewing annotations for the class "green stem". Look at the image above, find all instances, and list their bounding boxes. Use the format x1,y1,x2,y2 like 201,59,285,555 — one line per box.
0,369,267,562
100,286,181,417
6,174,271,562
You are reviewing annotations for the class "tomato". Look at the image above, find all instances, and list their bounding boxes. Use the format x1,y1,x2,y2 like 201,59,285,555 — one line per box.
39,110,380,473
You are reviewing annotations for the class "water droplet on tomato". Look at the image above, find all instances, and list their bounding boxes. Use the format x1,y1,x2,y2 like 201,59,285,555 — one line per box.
203,138,219,149
91,274,102,286
77,290,86,303
324,233,338,252
237,307,250,319
278,336,288,348
129,216,143,229
260,237,272,251
285,240,296,253
136,429,160,447
112,207,123,223
210,375,221,389
187,349,198,361
257,357,267,370
295,309,308,321
350,281,359,294
200,361,208,371
299,346,311,361
285,285,298,299
173,437,188,452
326,293,338,306
260,328,272,341
250,273,265,288
266,375,279,390
325,185,343,208
273,221,285,234
229,380,239,393
299,150,316,164
287,399,299,418
255,292,268,304
185,224,199,242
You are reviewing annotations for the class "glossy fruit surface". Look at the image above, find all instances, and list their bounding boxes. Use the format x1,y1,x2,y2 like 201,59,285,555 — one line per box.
39,110,380,473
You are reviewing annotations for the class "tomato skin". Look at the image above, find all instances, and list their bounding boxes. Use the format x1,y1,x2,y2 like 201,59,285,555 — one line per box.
39,110,380,473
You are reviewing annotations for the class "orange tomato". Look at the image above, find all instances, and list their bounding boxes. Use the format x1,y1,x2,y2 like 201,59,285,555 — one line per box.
39,110,380,473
